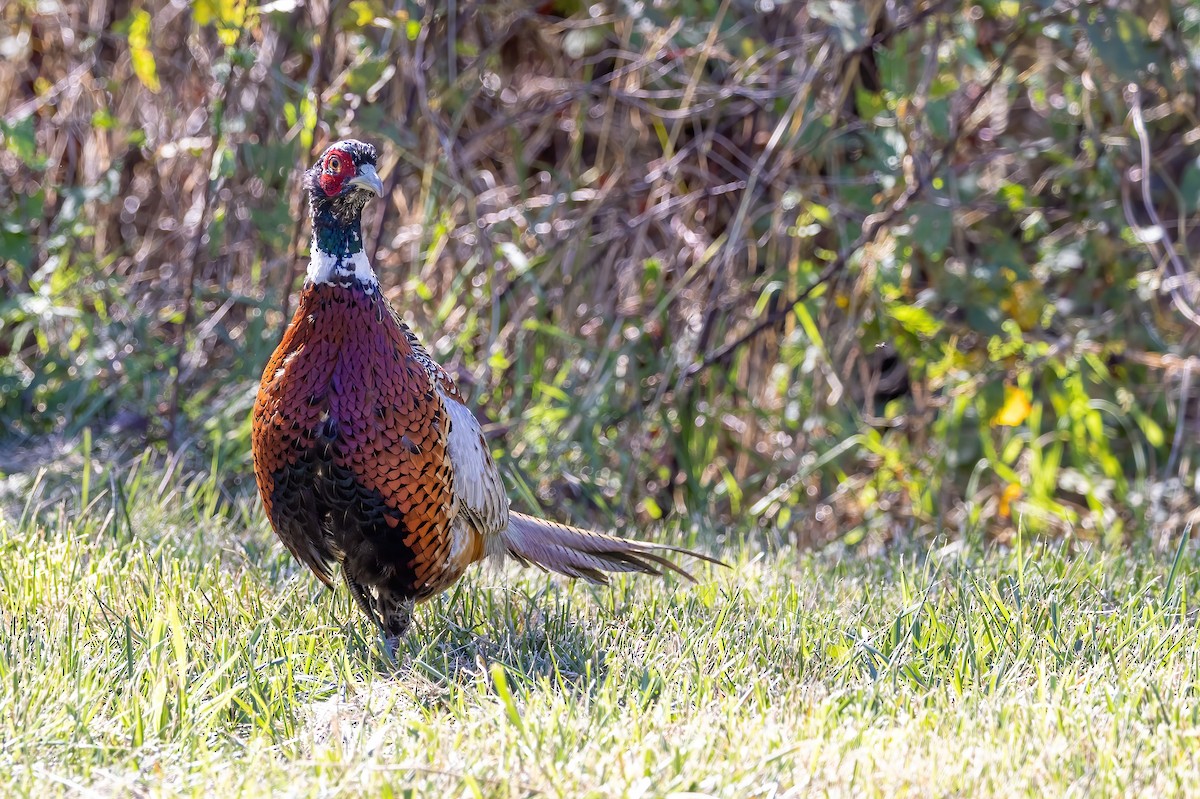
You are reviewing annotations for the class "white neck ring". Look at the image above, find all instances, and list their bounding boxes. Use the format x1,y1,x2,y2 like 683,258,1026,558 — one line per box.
306,239,379,288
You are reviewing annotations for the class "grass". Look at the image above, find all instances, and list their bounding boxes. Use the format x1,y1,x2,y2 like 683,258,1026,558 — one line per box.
3,457,1200,797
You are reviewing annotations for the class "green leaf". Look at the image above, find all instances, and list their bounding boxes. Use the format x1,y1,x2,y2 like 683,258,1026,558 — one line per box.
298,95,317,152
909,202,952,257
887,304,943,339
1134,411,1165,448
0,117,43,168
640,496,663,520
1084,9,1156,83
998,182,1027,212
1180,157,1200,213
0,226,34,268
753,281,784,317
489,663,524,733
487,349,512,371
91,109,118,130
345,57,392,95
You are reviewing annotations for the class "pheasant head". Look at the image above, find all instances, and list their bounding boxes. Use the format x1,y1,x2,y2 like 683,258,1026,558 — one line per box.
305,139,384,287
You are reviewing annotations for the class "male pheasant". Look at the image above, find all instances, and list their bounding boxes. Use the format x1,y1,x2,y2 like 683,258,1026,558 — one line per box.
252,139,720,641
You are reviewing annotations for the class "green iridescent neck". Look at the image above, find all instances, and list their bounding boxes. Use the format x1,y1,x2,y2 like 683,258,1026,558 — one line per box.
311,202,364,259
307,198,376,287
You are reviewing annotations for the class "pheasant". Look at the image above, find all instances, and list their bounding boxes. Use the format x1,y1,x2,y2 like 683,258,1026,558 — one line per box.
252,139,721,641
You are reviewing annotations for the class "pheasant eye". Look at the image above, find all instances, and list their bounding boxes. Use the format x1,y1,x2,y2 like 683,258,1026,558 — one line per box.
328,155,341,172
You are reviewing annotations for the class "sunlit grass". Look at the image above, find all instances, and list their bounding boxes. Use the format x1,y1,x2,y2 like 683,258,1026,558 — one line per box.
2,458,1200,797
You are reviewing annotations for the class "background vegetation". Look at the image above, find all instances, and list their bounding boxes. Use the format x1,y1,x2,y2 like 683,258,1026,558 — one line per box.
6,2,1200,796
3,0,1200,546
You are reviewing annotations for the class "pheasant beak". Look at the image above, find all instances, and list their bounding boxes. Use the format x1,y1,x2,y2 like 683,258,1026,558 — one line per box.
347,164,384,197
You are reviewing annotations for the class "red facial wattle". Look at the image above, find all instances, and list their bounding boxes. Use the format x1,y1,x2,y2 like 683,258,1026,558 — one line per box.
318,149,354,197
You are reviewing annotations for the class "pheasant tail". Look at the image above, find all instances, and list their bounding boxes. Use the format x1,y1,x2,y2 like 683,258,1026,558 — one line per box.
500,511,725,584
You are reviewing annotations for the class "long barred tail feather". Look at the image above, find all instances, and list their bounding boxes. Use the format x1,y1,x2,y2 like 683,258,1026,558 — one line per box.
499,511,726,584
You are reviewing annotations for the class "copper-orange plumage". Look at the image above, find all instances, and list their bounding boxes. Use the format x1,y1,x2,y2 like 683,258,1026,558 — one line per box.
252,138,722,641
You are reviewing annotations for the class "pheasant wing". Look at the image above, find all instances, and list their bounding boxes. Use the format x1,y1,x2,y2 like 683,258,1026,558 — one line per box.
438,383,510,539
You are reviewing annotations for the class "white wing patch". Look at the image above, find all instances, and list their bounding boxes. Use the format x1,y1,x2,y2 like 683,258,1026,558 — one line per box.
440,388,510,538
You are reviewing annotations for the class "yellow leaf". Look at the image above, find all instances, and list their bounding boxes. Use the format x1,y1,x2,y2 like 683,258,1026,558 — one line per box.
992,385,1032,427
193,0,216,25
1000,279,1044,331
193,0,253,45
349,0,377,26
128,10,160,93
998,483,1021,519
808,203,832,224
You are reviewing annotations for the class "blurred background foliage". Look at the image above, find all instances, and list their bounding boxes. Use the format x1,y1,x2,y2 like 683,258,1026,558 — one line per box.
2,0,1200,547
